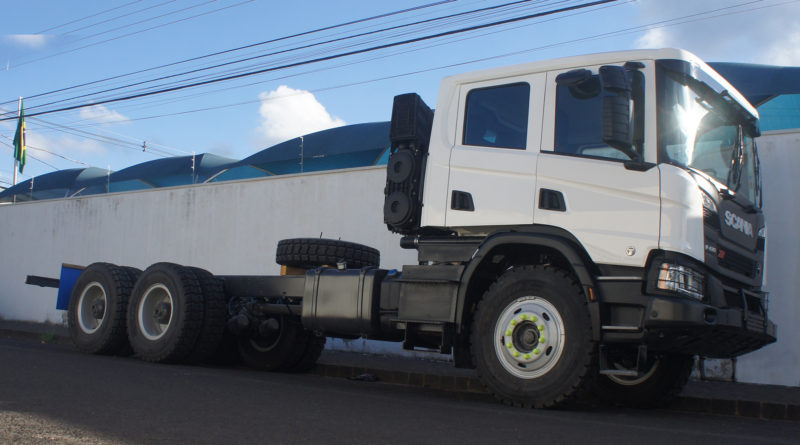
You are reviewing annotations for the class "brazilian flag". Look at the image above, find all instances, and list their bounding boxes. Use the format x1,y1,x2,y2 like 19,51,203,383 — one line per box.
13,100,26,173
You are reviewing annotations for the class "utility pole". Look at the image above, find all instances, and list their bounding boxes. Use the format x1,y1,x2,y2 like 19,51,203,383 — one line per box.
299,136,304,173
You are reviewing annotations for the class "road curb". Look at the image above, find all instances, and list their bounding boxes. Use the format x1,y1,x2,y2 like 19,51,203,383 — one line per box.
2,323,797,420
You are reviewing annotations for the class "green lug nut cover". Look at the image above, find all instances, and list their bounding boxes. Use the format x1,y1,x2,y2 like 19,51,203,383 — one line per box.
539,337,546,344
506,342,513,349
533,348,541,355
513,351,521,357
538,324,544,332
506,330,512,336
524,353,531,360
531,315,538,322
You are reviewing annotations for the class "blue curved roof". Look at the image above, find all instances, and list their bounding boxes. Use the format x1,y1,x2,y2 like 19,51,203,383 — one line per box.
100,153,236,194
709,62,800,106
213,121,390,182
1,121,391,202
0,167,110,202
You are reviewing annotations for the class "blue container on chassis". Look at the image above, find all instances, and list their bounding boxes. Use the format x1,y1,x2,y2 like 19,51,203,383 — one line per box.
56,264,85,310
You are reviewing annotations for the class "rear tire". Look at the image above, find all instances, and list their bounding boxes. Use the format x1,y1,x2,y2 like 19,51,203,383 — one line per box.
185,267,227,364
68,263,134,355
127,263,204,363
592,352,694,408
471,265,596,408
276,238,379,269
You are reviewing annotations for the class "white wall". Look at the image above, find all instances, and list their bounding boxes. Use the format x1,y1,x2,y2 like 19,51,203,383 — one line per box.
1,133,798,385
0,166,416,325
735,130,800,386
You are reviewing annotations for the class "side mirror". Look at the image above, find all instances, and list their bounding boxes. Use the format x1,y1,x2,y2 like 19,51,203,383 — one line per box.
600,65,636,159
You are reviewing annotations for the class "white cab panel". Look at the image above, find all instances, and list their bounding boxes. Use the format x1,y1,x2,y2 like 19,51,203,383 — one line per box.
659,163,705,262
534,66,660,267
444,74,545,228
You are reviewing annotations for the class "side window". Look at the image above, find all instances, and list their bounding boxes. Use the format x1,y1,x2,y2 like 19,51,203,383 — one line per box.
463,83,529,149
554,71,644,160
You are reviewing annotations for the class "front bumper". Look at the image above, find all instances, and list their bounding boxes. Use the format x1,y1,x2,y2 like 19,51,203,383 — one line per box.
641,295,776,357
597,280,777,358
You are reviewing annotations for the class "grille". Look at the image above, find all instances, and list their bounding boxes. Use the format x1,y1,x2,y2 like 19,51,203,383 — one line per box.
703,207,720,230
719,249,758,278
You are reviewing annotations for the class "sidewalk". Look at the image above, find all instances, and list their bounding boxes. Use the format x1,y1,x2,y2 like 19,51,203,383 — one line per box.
2,320,797,421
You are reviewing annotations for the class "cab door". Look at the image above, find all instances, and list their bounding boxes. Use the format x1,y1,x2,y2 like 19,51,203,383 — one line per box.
534,63,660,267
445,74,545,228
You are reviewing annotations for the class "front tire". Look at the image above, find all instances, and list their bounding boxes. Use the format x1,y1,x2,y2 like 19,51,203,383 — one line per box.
593,352,694,408
471,265,596,408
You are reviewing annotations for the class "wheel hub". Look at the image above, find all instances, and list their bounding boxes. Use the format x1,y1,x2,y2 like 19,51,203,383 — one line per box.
153,302,171,324
494,297,565,379
512,321,540,352
90,299,106,319
138,283,174,341
77,282,107,335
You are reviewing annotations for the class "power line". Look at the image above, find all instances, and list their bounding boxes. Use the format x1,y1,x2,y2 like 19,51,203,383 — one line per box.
12,0,251,70
56,0,175,36
37,0,146,34
0,0,457,107
0,0,619,121
19,0,540,113
72,0,791,126
0,138,59,171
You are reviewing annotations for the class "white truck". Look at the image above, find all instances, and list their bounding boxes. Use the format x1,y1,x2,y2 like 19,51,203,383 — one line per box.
44,48,776,408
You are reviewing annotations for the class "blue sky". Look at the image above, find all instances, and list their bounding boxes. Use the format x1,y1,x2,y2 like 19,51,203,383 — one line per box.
1,0,799,186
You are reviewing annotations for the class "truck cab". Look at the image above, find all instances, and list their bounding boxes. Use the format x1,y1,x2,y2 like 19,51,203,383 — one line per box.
383,48,774,406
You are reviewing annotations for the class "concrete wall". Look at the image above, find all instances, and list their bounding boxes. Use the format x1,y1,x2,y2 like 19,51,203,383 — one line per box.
1,133,798,385
735,130,800,386
0,166,416,325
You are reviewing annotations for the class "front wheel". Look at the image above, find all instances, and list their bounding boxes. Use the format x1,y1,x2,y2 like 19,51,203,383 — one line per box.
471,265,596,408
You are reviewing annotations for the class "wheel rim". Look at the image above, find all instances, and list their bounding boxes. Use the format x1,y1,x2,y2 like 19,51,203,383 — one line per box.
137,283,174,341
77,281,107,334
493,296,565,379
608,359,659,386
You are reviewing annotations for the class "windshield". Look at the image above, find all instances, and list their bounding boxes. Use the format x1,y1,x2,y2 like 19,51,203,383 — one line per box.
658,62,760,207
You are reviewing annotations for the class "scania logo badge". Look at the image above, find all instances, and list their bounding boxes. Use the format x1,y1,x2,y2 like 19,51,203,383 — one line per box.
724,210,754,238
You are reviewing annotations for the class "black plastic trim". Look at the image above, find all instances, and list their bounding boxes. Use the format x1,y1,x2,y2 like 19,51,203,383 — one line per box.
453,228,601,338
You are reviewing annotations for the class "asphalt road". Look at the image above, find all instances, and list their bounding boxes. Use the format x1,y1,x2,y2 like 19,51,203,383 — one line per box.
1,337,798,445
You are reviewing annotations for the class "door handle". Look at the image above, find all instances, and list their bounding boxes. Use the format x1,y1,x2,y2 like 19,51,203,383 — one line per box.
451,190,475,211
539,189,566,212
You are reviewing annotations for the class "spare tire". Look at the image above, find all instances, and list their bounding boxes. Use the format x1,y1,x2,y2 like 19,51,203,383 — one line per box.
276,238,380,269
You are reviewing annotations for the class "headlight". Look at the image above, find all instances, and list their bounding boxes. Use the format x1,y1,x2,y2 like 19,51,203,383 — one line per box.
656,262,705,300
701,192,717,213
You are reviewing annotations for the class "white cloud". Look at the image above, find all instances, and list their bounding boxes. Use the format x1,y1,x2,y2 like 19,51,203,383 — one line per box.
633,0,800,65
79,104,130,125
255,85,345,147
27,131,108,162
5,34,49,49
634,27,670,49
